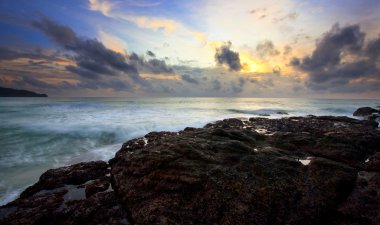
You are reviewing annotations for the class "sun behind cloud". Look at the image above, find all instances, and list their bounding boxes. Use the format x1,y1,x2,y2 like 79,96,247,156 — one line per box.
239,53,269,74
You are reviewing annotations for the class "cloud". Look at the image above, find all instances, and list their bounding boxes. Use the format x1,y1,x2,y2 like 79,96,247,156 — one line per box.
88,0,114,16
215,41,242,71
129,53,173,74
88,0,195,36
283,45,292,55
147,50,156,57
292,23,380,93
256,40,279,58
98,30,128,54
0,47,61,61
15,76,55,89
366,37,380,60
0,47,25,60
249,8,267,20
126,1,161,8
230,77,247,93
250,77,274,89
32,16,147,90
212,79,221,91
181,74,199,84
273,12,299,23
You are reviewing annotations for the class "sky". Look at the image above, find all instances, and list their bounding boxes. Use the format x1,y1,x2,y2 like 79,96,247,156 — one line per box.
0,0,379,98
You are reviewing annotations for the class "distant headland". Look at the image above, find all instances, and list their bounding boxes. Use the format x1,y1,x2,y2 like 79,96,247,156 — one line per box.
0,86,48,97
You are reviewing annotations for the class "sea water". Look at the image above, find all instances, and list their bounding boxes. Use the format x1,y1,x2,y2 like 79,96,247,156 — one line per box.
0,97,379,205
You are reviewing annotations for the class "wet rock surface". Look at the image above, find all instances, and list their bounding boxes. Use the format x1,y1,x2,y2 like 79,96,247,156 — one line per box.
353,107,379,117
1,115,380,225
0,161,129,225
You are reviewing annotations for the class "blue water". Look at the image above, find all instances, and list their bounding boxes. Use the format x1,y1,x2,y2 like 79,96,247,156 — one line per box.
0,97,379,205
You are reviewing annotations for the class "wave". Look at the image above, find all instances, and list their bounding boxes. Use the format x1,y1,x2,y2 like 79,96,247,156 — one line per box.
227,108,289,115
320,107,353,114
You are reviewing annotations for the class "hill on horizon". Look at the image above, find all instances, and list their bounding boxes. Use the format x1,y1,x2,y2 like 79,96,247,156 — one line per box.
0,86,48,97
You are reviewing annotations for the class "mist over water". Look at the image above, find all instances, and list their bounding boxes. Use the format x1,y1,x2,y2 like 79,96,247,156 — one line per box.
0,97,379,205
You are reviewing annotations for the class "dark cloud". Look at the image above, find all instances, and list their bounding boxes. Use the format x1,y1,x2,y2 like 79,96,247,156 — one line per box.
77,78,133,92
15,76,54,89
250,77,274,89
230,77,247,93
231,83,242,93
32,16,147,90
256,40,279,58
0,47,61,61
144,58,173,74
290,57,300,66
181,74,199,84
215,41,242,71
212,79,221,91
238,77,246,86
0,47,24,60
129,53,174,74
366,37,380,60
146,50,156,57
292,23,380,93
294,24,365,71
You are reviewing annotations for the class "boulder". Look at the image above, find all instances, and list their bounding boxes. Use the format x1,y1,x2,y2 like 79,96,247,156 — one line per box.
0,161,129,225
353,107,379,117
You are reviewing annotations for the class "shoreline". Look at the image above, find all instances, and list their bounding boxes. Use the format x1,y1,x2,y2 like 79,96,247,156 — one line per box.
1,108,380,224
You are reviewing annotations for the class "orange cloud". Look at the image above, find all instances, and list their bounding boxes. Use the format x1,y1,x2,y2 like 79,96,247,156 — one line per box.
99,30,128,54
140,73,180,80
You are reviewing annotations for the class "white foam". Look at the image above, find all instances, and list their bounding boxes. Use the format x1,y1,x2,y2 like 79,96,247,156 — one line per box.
142,137,148,146
69,143,122,164
255,128,267,134
0,187,24,206
298,157,313,166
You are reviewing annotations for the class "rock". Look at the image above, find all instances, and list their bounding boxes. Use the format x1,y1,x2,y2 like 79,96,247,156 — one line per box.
2,116,380,225
110,116,379,225
0,161,129,225
332,171,380,225
365,152,380,172
259,113,270,116
0,189,129,225
20,161,109,198
276,111,289,115
353,107,379,117
85,177,110,198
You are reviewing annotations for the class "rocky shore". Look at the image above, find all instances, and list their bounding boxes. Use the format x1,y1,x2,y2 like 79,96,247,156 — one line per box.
1,107,380,225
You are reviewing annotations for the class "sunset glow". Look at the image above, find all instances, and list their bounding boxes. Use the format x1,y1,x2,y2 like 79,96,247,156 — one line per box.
0,0,379,98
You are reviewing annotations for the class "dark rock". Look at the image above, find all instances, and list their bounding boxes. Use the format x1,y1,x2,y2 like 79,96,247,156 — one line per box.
366,152,380,172
109,116,379,225
353,107,379,116
20,161,109,198
259,113,270,116
0,161,129,225
3,116,380,225
331,171,380,225
276,111,289,115
85,177,110,198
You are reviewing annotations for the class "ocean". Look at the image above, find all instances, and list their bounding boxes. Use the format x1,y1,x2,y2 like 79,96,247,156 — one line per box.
0,97,379,205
